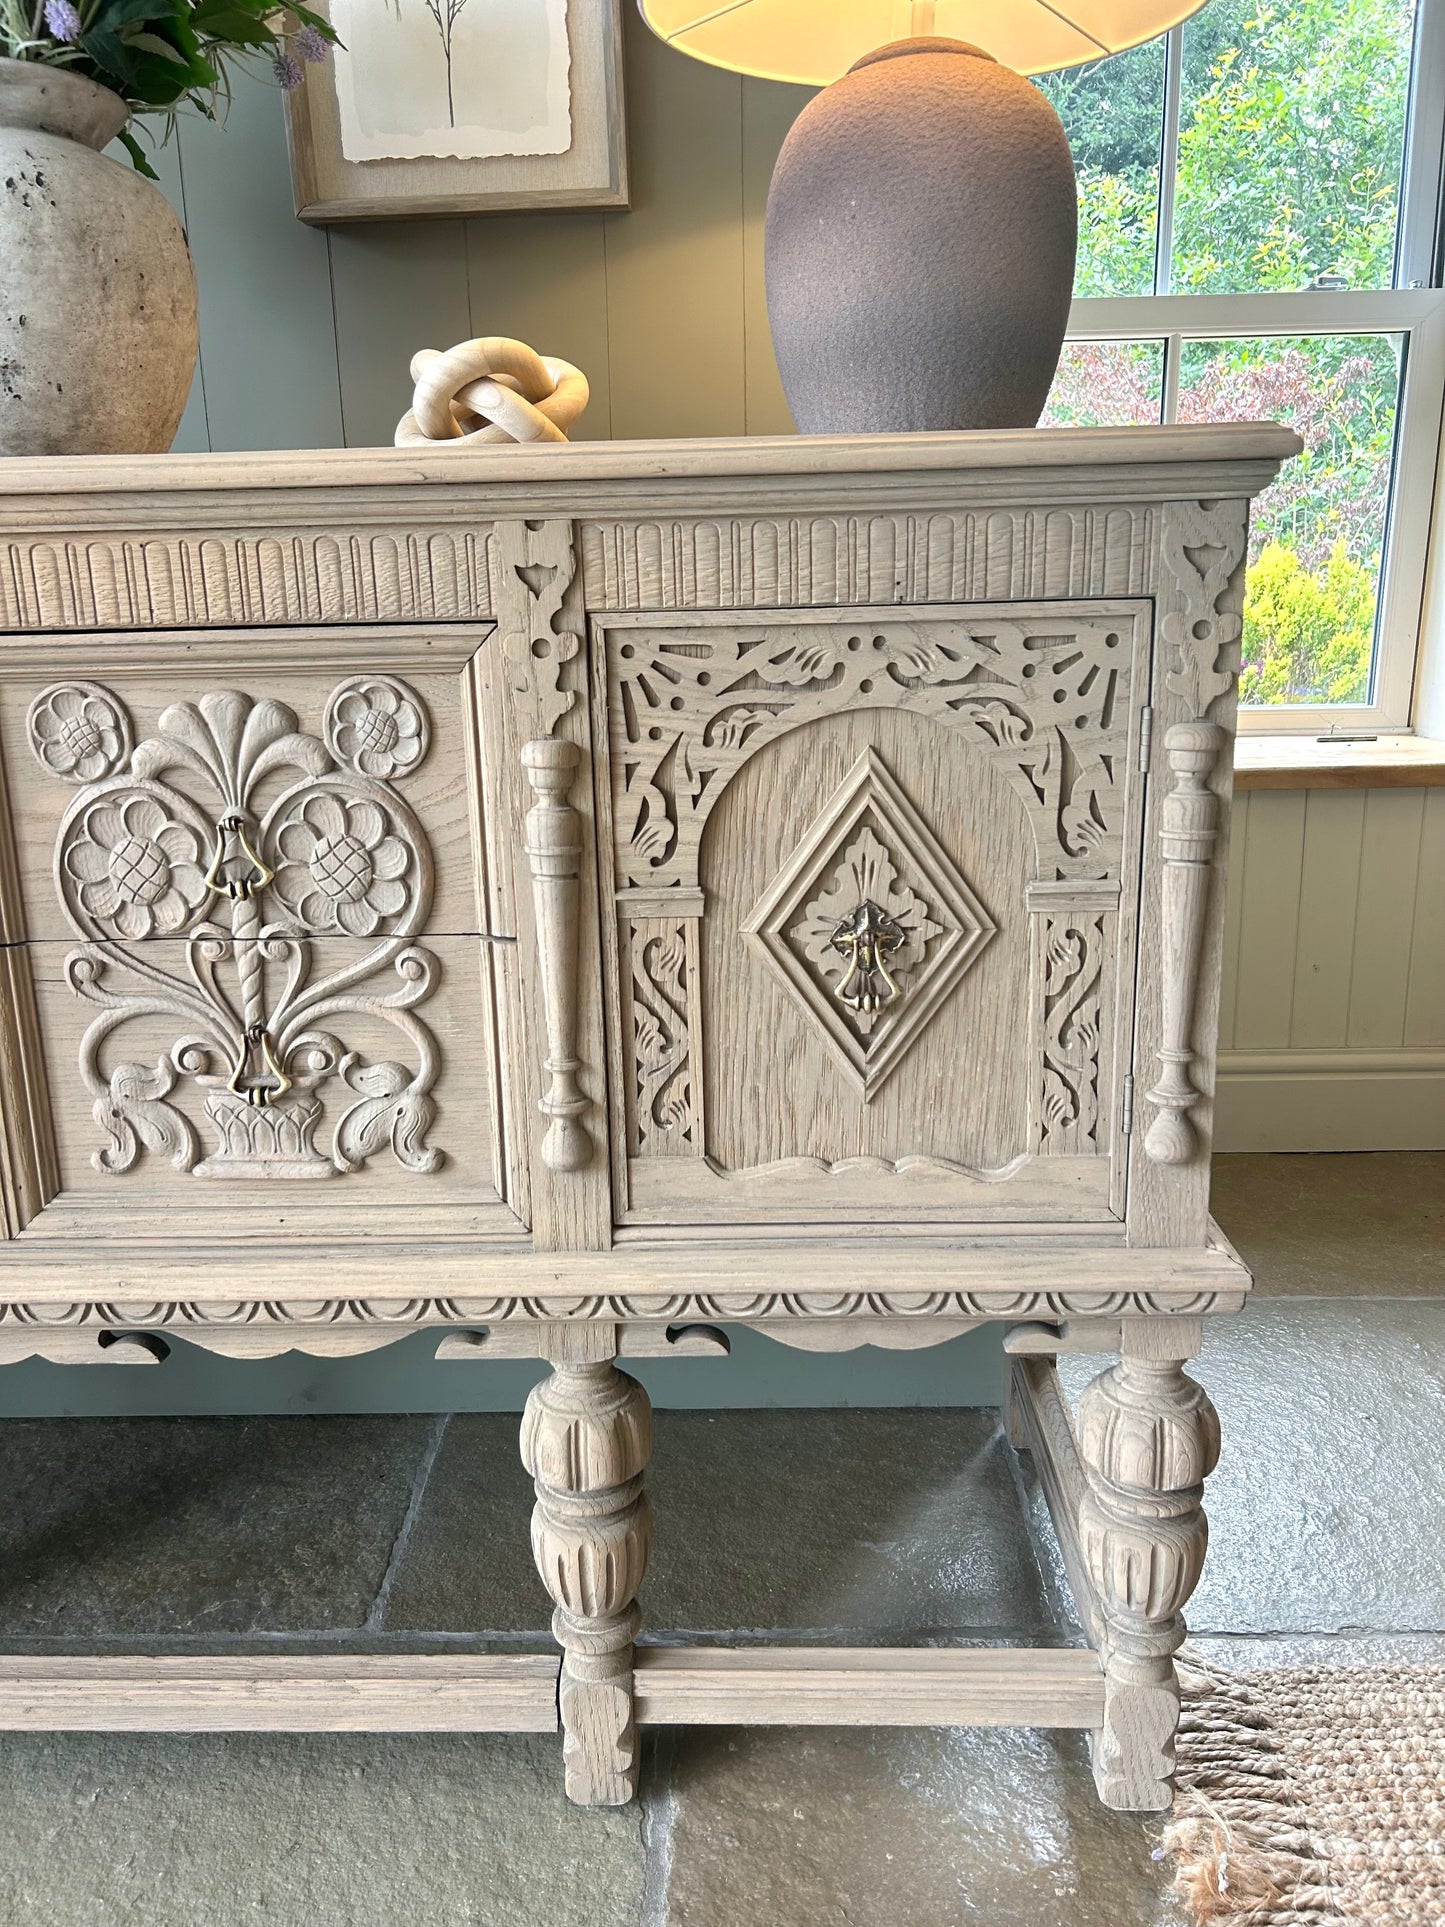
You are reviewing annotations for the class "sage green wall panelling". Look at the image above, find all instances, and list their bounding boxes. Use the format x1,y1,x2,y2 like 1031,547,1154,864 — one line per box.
329,223,471,448
177,77,342,450
158,12,802,452
465,216,615,440
138,133,208,455
602,14,745,438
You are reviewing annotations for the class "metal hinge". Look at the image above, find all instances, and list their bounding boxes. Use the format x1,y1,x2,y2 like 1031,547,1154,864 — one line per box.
1121,1074,1135,1136
1138,706,1154,774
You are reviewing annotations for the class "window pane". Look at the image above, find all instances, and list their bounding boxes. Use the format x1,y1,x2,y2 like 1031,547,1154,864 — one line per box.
1172,0,1415,294
1042,341,1166,426
1037,40,1165,297
1176,335,1404,706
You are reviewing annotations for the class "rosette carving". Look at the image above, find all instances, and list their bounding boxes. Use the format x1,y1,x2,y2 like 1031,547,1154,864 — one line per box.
29,679,442,1182
26,681,132,784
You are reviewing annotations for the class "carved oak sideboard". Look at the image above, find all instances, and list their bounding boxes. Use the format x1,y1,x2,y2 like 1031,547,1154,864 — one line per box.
0,424,1297,1809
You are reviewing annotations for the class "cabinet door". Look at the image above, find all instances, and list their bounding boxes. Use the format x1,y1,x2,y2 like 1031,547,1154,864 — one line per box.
0,625,527,1289
595,603,1149,1231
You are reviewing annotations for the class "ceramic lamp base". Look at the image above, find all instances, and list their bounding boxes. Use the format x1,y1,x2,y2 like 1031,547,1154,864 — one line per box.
764,37,1078,434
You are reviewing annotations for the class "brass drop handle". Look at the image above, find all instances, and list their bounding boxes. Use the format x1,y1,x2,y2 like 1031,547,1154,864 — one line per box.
203,814,273,901
830,900,906,1015
227,1024,292,1108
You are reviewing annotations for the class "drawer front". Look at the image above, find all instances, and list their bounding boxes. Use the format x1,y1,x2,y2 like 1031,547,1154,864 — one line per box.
0,627,525,1254
596,602,1149,1229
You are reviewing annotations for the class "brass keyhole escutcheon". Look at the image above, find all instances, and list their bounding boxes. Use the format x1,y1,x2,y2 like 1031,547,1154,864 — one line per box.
830,900,906,1015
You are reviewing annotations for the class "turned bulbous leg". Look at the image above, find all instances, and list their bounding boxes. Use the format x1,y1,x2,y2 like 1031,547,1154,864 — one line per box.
520,1342,653,1806
1078,1346,1220,1811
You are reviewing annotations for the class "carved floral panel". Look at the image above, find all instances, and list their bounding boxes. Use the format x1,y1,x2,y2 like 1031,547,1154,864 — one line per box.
27,676,443,1182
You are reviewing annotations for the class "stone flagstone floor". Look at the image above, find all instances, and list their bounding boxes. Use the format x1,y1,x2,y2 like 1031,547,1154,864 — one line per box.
0,1151,1440,1927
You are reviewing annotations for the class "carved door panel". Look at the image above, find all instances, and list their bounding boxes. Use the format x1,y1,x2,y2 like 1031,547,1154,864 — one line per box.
595,603,1149,1230
0,626,526,1253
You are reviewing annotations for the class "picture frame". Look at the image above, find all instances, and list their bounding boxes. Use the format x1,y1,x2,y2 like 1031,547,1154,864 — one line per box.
285,0,628,223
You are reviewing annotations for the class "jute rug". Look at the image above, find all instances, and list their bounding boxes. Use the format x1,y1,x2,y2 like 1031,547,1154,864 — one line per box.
1164,1655,1445,1926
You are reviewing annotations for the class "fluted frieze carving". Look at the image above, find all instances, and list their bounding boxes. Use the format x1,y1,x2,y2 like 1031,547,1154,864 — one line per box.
582,507,1156,612
1,529,492,632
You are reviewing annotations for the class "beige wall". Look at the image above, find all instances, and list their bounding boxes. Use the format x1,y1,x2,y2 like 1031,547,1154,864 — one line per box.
151,13,1444,1152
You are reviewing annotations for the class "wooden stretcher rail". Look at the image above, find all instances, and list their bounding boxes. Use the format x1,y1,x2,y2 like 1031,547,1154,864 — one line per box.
1006,1353,1107,1649
0,1655,561,1733
633,1646,1105,1729
0,1646,1107,1734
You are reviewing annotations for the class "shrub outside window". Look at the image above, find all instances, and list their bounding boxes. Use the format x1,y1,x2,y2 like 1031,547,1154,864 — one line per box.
1038,0,1445,732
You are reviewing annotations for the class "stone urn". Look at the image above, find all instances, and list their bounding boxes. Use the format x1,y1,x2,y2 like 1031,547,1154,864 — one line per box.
765,38,1078,434
0,59,198,455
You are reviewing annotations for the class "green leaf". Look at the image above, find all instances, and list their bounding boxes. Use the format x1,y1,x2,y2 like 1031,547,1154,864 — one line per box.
78,26,137,90
193,15,277,47
116,125,159,178
126,31,189,62
88,0,185,30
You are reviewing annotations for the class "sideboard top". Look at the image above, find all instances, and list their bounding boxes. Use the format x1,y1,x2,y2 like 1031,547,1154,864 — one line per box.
0,424,1302,521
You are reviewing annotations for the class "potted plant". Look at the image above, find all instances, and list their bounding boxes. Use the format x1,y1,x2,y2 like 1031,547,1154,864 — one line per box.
0,1,336,455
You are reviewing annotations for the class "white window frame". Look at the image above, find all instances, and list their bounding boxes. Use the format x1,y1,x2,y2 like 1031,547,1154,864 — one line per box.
1062,0,1445,735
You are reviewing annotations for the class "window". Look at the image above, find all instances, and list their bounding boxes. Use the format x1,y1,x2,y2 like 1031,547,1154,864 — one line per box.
1038,0,1445,731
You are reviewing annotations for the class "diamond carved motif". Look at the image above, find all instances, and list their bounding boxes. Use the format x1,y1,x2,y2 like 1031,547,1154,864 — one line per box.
741,750,996,1101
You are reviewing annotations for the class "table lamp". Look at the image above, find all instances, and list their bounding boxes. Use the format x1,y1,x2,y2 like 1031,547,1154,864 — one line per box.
637,1,1209,432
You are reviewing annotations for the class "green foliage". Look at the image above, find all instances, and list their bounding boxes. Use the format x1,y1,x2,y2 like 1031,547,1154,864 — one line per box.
1041,0,1414,295
1241,540,1375,706
1172,0,1412,294
1,0,338,172
1072,167,1157,298
1041,0,1416,706
1037,36,1167,182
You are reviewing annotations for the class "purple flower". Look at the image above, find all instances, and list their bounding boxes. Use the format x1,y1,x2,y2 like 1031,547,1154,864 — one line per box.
272,51,304,91
294,24,330,62
43,0,82,40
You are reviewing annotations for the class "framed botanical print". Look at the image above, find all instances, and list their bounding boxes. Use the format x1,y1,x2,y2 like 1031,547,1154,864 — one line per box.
285,0,628,222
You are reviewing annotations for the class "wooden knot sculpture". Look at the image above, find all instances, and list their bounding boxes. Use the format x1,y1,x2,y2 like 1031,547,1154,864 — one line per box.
394,336,589,447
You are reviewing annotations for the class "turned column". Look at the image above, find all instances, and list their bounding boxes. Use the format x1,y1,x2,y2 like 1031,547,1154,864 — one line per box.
1077,1323,1220,1810
520,1324,653,1805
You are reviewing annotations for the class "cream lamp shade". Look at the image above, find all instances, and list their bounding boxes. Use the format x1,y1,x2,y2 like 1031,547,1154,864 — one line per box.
638,0,1210,85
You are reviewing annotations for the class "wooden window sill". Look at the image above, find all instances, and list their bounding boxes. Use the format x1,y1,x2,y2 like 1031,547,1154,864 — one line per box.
1234,734,1445,790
